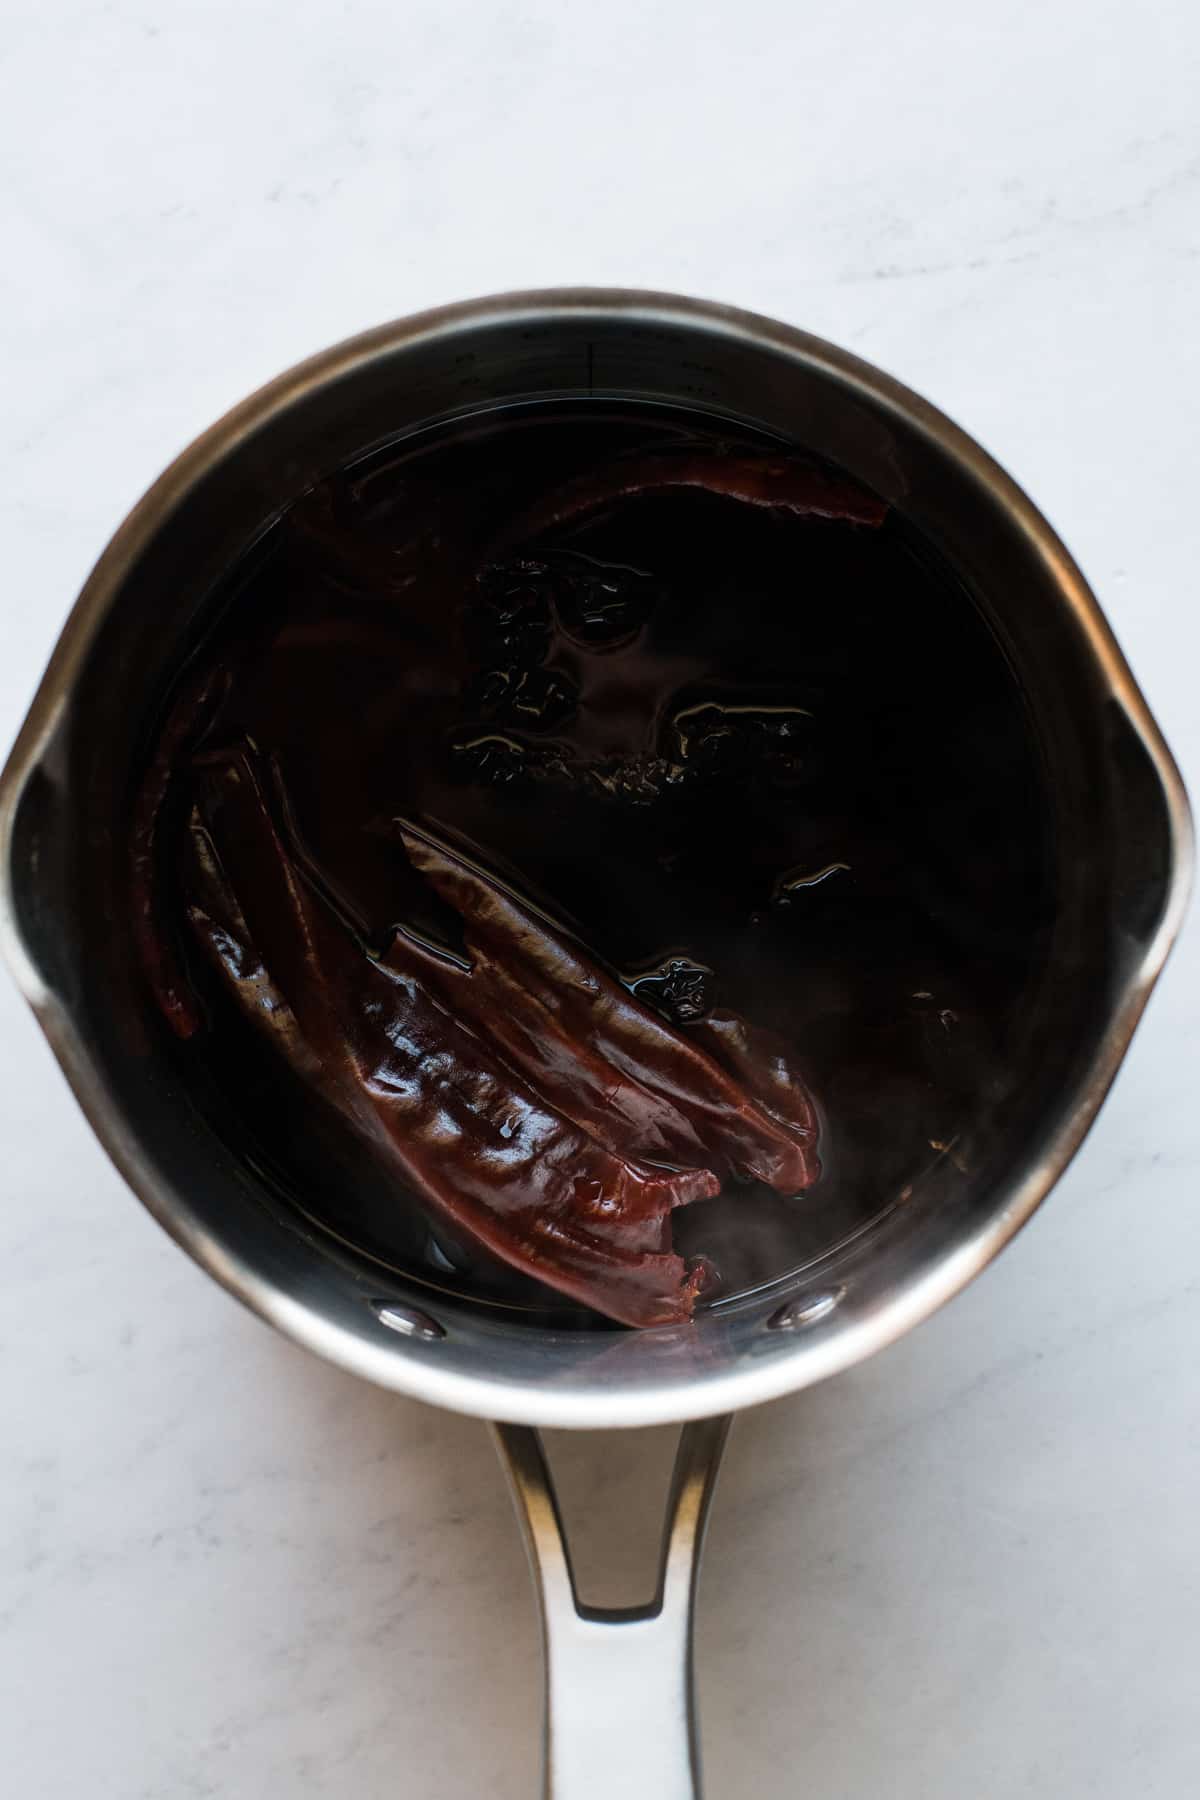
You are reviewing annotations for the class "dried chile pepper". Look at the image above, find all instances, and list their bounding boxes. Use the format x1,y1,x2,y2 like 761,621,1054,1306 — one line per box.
182,745,718,1327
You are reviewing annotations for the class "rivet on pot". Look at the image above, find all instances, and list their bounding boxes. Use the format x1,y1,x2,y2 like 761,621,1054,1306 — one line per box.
768,1287,844,1332
370,1299,446,1341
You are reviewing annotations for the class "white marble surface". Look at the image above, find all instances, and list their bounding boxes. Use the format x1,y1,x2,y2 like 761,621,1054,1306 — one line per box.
3,2,1199,1794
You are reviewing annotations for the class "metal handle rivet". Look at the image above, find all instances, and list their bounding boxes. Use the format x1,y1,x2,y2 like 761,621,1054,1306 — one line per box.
767,1288,844,1331
369,1299,446,1340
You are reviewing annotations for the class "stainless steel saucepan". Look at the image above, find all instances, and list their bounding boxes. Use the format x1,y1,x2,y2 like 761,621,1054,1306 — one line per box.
0,291,1189,1797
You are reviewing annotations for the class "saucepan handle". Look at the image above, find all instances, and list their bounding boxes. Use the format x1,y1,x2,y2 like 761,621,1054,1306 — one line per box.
492,1414,732,1800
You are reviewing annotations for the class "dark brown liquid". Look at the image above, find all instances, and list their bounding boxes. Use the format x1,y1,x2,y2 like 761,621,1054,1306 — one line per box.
151,401,1054,1326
